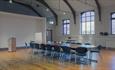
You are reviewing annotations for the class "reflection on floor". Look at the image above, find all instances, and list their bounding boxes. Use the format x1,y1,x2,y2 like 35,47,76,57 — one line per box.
0,49,115,70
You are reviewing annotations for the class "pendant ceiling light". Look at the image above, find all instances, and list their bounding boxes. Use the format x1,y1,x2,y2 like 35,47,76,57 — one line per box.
9,0,13,3
59,0,66,15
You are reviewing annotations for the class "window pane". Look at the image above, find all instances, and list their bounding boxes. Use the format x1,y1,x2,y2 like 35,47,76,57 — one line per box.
112,20,115,23
67,24,70,30
112,13,115,34
112,14,115,18
82,23,86,34
91,16,95,21
67,24,70,34
64,25,66,28
86,17,90,22
67,20,70,23
86,22,91,34
67,30,70,34
64,27,66,34
82,17,86,22
91,22,95,34
86,12,91,17
82,13,85,17
91,12,94,16
64,20,66,23
112,23,115,34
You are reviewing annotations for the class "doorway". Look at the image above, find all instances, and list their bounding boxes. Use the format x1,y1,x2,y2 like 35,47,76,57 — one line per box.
46,29,53,42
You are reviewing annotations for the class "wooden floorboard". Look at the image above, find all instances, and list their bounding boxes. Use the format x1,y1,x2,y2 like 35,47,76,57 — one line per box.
0,49,115,70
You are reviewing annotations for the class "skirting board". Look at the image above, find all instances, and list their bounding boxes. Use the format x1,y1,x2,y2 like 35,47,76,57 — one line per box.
0,46,30,51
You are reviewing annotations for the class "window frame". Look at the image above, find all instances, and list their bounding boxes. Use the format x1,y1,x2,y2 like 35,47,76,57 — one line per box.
62,19,70,35
80,10,95,35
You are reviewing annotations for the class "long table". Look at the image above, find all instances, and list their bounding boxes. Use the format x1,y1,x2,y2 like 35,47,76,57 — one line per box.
33,43,98,63
64,44,97,63
70,44,96,49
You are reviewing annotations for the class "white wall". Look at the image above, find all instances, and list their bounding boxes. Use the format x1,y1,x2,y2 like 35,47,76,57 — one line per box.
52,6,115,48
0,12,46,48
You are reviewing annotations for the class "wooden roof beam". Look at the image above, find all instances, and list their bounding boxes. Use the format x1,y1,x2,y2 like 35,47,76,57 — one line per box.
63,0,76,24
95,0,101,21
36,0,58,25
2,0,42,17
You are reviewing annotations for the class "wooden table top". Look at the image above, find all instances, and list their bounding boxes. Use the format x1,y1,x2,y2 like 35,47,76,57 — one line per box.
70,44,96,49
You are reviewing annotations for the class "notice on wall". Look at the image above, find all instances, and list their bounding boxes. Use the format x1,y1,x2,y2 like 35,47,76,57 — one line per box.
35,32,42,44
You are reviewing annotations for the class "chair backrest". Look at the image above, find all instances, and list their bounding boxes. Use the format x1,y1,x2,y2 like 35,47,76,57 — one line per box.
25,42,28,46
61,46,71,54
53,45,60,52
40,44,46,50
76,47,88,54
97,45,102,50
84,43,91,45
30,42,35,48
35,43,39,49
46,44,52,51
76,43,82,45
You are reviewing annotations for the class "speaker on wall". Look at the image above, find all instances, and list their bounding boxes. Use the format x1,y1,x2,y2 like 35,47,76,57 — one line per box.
99,32,109,36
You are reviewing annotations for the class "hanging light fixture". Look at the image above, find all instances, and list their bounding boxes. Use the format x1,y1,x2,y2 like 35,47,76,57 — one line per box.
59,0,61,14
49,21,54,24
59,0,67,15
63,12,66,15
46,8,49,12
9,0,13,3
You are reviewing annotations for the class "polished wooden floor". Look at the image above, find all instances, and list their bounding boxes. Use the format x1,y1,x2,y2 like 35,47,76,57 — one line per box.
0,49,115,70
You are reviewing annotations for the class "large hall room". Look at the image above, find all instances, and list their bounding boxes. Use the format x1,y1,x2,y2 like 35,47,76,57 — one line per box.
0,0,115,70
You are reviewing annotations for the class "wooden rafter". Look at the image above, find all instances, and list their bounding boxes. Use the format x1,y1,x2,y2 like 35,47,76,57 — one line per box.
36,0,58,25
63,0,76,24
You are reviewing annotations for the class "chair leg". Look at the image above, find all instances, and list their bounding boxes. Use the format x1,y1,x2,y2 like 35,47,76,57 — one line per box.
69,54,71,63
75,55,77,63
99,52,102,59
90,53,92,60
59,52,63,62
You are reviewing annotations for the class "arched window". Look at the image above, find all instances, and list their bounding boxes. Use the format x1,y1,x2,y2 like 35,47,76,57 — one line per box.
80,11,95,34
111,13,115,34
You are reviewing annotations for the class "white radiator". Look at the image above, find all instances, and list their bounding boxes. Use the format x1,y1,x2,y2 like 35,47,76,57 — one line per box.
106,40,115,48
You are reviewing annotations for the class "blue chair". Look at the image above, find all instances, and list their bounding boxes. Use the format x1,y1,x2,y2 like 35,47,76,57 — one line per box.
84,43,91,45
76,42,82,45
25,42,28,48
75,47,88,64
60,46,72,62
30,42,36,53
40,44,47,55
90,45,102,62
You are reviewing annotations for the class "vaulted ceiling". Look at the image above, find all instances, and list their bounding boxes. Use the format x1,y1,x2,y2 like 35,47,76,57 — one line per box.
98,0,115,7
1,0,115,15
1,0,115,24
